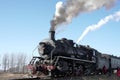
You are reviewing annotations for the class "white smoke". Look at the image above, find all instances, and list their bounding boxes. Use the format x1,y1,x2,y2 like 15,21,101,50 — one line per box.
76,10,120,43
50,0,116,31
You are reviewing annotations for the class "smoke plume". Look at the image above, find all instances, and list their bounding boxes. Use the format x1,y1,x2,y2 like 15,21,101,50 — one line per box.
76,10,120,43
50,0,116,31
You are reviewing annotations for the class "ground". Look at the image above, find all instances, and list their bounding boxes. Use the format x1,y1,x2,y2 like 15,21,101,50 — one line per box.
0,73,119,80
0,72,27,80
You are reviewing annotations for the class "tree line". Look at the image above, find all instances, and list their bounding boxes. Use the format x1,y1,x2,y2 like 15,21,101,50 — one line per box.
2,53,29,73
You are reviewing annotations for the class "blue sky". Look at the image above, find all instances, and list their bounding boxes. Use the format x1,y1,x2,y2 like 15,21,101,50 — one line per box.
0,0,120,63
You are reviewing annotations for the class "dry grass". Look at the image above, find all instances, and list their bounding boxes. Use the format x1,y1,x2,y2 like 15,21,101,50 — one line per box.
0,73,119,80
82,74,120,80
0,72,27,80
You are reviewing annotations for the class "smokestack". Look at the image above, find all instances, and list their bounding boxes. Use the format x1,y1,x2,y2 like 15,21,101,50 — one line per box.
49,20,55,41
49,31,55,41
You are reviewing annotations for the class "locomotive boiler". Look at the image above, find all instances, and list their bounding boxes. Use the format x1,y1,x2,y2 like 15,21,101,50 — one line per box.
28,30,120,78
38,31,94,61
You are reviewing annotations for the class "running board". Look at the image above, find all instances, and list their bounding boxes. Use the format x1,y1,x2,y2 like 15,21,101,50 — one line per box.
54,56,95,66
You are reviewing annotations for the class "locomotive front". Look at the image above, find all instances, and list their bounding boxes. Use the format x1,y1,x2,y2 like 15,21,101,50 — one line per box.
38,31,56,59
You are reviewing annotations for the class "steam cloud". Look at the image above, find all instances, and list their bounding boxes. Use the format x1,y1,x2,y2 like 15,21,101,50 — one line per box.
76,10,120,44
50,0,116,31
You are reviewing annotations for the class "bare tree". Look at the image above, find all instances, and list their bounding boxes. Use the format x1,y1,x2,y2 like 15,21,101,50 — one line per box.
16,53,27,73
22,54,26,73
2,53,9,72
2,52,28,73
9,53,15,72
17,54,21,73
7,55,10,72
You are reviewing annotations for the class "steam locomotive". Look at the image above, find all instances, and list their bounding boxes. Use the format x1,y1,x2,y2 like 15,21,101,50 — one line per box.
28,30,120,78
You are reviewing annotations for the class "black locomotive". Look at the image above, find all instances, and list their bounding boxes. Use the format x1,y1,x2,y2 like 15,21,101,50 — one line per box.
28,30,120,78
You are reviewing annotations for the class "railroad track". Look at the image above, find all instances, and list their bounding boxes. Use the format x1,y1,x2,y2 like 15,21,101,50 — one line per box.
10,76,84,80
10,78,41,80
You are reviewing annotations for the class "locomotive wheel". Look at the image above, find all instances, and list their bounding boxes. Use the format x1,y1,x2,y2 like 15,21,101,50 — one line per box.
55,60,69,77
84,63,96,75
84,69,91,75
56,60,69,72
77,65,84,75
